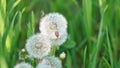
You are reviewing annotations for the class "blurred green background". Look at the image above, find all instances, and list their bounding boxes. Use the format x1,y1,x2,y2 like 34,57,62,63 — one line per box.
0,0,120,68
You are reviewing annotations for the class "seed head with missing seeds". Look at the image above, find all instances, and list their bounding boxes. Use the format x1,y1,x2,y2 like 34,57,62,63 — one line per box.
39,13,68,46
25,34,51,59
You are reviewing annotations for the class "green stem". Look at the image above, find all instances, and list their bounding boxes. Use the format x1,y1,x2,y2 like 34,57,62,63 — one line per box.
50,45,57,56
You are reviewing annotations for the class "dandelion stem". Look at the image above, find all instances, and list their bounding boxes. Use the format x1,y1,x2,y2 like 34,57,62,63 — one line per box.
50,45,57,56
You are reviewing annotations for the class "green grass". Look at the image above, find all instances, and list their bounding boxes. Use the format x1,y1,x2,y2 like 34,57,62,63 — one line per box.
0,0,120,68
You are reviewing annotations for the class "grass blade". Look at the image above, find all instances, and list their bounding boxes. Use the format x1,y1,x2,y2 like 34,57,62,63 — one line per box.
106,28,113,68
27,11,35,38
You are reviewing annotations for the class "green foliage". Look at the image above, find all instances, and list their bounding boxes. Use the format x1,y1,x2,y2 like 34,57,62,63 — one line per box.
0,0,120,68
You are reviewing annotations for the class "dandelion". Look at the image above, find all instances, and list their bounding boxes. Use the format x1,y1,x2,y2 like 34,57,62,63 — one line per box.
39,13,68,46
36,56,62,68
59,52,66,59
25,34,51,59
14,62,32,68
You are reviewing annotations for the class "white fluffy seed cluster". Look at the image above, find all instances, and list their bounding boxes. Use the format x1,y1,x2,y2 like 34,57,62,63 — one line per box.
16,13,68,68
40,13,68,46
36,56,62,68
26,34,51,59
25,13,68,59
14,62,33,68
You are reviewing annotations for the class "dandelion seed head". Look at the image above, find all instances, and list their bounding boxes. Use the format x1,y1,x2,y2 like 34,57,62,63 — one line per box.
25,34,51,59
36,56,62,68
14,62,32,68
39,13,68,46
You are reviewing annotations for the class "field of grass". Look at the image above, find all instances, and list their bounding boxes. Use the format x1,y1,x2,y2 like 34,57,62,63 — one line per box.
0,0,120,68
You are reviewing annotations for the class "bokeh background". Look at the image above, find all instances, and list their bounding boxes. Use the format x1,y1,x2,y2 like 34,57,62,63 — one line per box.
0,0,120,68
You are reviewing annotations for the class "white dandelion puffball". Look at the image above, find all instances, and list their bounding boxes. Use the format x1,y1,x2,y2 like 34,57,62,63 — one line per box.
36,56,62,68
25,34,51,59
39,13,68,46
14,62,32,68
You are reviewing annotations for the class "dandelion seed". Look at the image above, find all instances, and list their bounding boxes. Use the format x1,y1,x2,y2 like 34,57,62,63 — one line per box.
14,62,33,68
36,56,62,68
25,34,51,59
39,13,68,46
